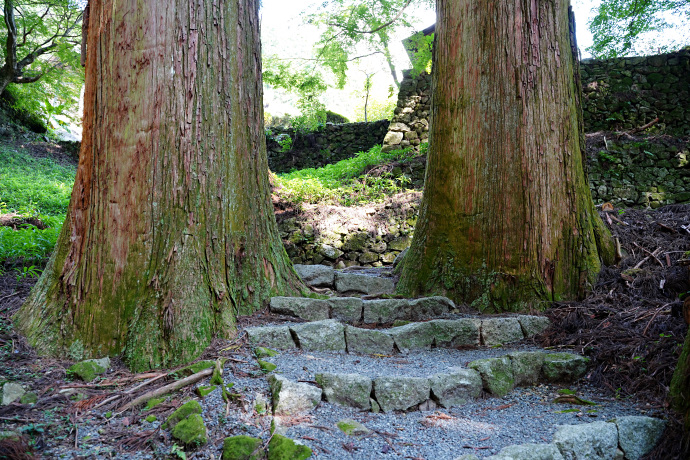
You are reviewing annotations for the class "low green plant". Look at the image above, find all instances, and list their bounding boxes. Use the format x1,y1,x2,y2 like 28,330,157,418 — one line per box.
0,143,75,266
598,150,617,163
277,134,293,153
274,144,418,206
170,443,186,460
15,265,40,281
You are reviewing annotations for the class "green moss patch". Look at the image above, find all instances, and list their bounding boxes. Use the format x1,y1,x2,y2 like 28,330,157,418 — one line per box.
171,413,207,446
68,359,108,382
19,392,37,405
222,435,265,460
254,347,279,358
257,359,277,373
145,415,157,423
163,400,203,430
267,434,312,460
145,397,165,410
196,385,218,398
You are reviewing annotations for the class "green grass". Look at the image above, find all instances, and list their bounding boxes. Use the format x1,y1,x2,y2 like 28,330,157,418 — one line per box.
274,144,423,206
0,141,422,268
0,143,75,268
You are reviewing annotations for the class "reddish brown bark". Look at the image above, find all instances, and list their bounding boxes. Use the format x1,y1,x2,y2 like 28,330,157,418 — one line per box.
16,0,303,371
397,0,614,311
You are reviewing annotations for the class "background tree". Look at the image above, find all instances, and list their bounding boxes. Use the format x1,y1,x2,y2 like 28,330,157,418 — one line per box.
588,0,690,58
397,0,615,311
305,0,423,89
0,0,83,121
16,0,304,371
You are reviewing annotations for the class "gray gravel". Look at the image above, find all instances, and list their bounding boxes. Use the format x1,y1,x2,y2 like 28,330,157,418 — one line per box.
265,346,547,379
34,344,662,460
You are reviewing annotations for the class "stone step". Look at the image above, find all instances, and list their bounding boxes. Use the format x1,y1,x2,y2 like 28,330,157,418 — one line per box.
293,264,395,295
460,416,665,460
269,295,457,323
267,350,588,414
245,314,551,354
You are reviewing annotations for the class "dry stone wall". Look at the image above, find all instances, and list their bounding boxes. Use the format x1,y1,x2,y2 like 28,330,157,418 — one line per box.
582,50,690,134
266,120,388,173
381,71,431,153
381,50,690,153
277,134,689,267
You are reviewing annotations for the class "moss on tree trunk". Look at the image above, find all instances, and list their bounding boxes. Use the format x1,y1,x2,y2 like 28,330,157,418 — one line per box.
15,0,304,371
397,0,614,312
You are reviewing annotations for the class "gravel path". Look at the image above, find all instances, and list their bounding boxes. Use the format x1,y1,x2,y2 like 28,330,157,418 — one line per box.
33,343,661,460
265,346,547,379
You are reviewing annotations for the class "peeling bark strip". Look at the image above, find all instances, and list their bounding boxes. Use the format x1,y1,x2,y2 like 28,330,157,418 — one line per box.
16,0,304,371
397,0,614,311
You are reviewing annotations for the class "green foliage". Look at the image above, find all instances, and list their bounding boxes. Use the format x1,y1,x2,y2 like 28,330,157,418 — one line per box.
0,143,75,266
305,0,426,88
588,0,690,58
352,94,395,122
274,144,418,206
405,32,434,75
277,134,293,153
14,264,39,281
170,443,187,460
263,56,328,129
0,0,84,123
325,110,349,124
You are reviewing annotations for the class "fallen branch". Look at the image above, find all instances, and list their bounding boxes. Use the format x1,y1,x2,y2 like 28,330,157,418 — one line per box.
614,238,623,265
633,248,662,269
115,368,213,414
93,372,169,410
628,117,659,134
633,244,664,267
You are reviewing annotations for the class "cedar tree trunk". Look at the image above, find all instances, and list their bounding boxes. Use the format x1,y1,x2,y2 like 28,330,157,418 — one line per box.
397,0,614,311
15,0,303,371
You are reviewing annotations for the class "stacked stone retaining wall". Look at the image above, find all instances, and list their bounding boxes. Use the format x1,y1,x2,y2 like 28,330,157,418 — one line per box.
381,50,690,153
582,50,690,134
266,119,388,173
277,135,689,267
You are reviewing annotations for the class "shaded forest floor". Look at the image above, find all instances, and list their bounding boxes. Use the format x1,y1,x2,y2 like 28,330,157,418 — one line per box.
0,137,688,458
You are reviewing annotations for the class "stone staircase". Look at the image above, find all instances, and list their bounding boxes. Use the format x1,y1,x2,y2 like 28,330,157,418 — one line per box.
241,265,666,459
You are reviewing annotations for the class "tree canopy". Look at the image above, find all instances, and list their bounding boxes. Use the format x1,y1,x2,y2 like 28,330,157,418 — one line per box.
588,0,690,57
0,0,83,124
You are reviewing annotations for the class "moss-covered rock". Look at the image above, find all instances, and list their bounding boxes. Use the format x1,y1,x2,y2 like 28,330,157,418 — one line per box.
254,347,279,358
222,435,265,460
258,360,277,373
468,357,515,397
336,419,370,436
163,400,203,430
542,353,589,382
68,358,110,381
267,434,312,460
171,413,207,446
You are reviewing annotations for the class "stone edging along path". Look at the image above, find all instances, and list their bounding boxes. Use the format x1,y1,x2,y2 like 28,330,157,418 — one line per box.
459,415,666,460
267,350,589,414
